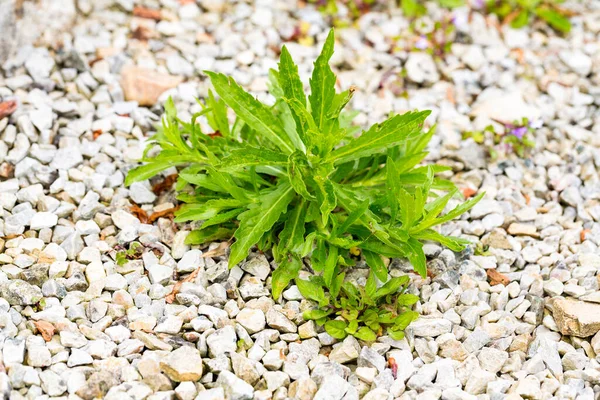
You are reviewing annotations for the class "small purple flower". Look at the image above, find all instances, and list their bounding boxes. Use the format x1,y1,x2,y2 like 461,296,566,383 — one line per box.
510,126,528,139
415,36,429,50
451,13,468,28
529,119,543,129
471,0,485,9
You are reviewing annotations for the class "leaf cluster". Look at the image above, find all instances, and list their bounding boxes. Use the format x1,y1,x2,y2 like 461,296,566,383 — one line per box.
115,242,143,266
486,0,571,33
462,117,537,159
126,30,481,334
299,272,419,341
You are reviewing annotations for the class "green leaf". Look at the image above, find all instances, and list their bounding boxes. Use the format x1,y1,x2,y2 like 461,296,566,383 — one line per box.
412,229,470,252
204,89,230,137
205,71,294,153
328,111,430,164
510,9,530,29
309,30,336,132
271,256,301,299
365,271,377,298
406,237,426,278
125,156,194,186
287,151,316,201
345,319,358,335
354,326,377,342
535,7,571,34
220,147,288,169
296,277,327,305
363,250,388,282
184,226,235,245
229,183,295,267
314,176,337,226
278,200,307,255
387,329,405,340
303,308,334,321
374,276,409,299
393,310,419,331
324,320,348,339
397,293,420,307
323,246,339,288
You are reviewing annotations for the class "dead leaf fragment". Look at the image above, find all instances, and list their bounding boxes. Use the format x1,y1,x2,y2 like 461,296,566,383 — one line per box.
34,321,55,342
166,267,201,304
152,174,178,195
487,269,510,286
581,229,590,242
130,203,149,224
0,100,17,119
201,242,230,258
133,6,162,20
148,205,180,224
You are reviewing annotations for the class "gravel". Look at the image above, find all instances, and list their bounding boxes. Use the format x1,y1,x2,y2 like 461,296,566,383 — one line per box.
0,0,599,399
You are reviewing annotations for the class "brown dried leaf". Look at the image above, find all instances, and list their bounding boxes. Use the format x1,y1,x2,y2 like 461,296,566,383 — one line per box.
133,6,162,20
0,100,17,119
152,174,178,195
148,205,180,224
581,229,590,242
130,203,149,224
34,321,55,342
201,242,230,258
166,267,201,304
487,269,510,286
92,129,103,140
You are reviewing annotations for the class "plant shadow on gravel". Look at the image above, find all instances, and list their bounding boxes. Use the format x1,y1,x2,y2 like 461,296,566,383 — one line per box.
126,29,482,341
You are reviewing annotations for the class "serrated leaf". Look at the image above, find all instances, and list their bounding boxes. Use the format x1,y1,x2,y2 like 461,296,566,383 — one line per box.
287,151,316,201
309,30,336,132
229,183,295,267
324,320,347,339
205,71,294,154
220,147,288,170
328,111,430,164
278,46,306,107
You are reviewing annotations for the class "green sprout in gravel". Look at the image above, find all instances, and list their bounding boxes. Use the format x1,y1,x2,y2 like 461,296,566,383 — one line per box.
463,117,538,159
126,29,482,340
485,0,572,34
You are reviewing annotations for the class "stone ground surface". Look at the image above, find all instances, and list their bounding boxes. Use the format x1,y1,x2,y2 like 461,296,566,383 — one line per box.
0,0,600,399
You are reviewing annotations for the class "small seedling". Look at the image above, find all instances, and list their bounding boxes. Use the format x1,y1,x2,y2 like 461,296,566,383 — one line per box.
486,0,572,34
115,242,143,266
299,272,419,341
463,117,538,159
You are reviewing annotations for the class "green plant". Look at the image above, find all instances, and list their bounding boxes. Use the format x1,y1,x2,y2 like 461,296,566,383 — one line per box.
462,117,538,159
115,241,143,266
126,29,482,339
300,272,419,340
486,0,571,34
401,0,464,17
